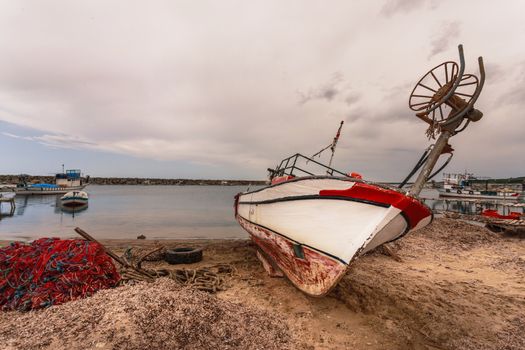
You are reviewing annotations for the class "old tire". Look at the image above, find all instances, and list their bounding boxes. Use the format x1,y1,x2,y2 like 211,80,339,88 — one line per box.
164,247,203,264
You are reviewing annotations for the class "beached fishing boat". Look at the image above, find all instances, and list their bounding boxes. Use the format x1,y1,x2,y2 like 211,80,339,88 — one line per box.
14,169,86,195
438,173,520,201
60,190,89,208
235,170,433,295
235,45,486,296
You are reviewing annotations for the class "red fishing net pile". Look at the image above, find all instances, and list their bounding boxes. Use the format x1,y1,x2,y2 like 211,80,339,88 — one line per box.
0,238,120,311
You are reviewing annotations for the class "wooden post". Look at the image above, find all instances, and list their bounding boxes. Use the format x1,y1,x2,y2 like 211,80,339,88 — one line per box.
74,227,131,268
74,227,155,279
0,196,16,218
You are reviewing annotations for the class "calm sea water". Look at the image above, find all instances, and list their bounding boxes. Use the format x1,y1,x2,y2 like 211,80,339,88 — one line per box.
0,185,258,241
0,186,522,241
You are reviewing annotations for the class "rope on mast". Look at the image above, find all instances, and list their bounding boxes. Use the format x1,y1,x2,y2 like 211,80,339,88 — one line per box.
311,121,344,158
308,120,344,174
328,121,344,169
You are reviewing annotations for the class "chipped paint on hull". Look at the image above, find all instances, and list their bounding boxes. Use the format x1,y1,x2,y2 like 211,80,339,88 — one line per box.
237,215,348,296
234,177,433,296
255,250,284,277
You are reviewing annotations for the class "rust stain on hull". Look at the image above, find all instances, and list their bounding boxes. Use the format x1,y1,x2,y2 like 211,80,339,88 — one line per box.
237,215,348,296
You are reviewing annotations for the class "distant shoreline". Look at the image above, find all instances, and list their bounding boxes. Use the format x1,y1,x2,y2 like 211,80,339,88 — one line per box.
1,174,522,188
0,174,266,186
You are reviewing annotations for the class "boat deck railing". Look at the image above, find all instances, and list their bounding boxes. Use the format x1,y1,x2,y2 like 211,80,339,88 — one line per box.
26,187,61,191
269,153,348,179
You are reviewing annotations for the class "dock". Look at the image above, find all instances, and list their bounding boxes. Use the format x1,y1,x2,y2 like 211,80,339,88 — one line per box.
441,198,524,215
421,196,525,214
0,194,16,218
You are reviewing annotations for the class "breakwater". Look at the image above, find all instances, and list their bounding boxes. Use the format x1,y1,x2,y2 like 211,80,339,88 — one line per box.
0,175,266,186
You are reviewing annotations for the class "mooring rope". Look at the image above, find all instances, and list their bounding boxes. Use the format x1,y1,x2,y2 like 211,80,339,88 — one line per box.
119,246,235,293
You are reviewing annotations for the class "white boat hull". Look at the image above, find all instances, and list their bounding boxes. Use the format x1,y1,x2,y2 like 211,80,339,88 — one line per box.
60,191,89,208
235,177,432,296
439,189,520,201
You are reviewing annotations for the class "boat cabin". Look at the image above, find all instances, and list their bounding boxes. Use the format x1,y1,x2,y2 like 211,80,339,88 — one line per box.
443,172,474,191
56,169,83,187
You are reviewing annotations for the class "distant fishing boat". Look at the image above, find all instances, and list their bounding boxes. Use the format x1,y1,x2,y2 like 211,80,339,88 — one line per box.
60,191,89,208
235,45,486,296
438,173,520,201
14,169,86,195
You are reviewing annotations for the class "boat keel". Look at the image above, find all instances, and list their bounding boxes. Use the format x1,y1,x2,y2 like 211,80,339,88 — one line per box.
238,216,348,296
256,250,284,278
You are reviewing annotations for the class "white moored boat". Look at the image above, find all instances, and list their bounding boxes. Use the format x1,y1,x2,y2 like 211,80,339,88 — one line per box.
60,191,89,208
235,44,486,296
438,173,520,201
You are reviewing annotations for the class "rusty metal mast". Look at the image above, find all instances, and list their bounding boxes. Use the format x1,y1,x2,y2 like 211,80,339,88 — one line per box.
407,45,485,196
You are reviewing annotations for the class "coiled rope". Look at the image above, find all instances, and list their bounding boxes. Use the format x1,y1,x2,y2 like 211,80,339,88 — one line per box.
119,246,235,293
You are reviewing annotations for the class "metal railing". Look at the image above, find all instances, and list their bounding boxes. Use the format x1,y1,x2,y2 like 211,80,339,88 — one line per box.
268,153,348,179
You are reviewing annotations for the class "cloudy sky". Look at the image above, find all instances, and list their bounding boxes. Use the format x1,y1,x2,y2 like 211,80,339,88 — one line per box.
0,0,523,180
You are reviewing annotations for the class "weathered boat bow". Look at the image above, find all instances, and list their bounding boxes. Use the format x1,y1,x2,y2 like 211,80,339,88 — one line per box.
235,45,486,296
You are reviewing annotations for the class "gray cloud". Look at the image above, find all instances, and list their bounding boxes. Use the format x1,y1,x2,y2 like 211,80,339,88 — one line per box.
502,88,525,106
298,72,346,104
428,21,461,59
35,134,98,148
0,1,524,180
344,92,361,106
2,132,33,141
3,132,97,149
483,63,505,84
495,61,525,106
380,0,428,17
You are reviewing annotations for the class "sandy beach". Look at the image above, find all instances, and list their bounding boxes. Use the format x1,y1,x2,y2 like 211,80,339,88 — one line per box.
1,218,524,349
